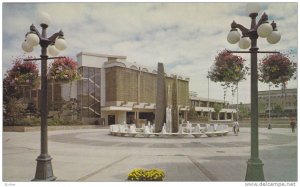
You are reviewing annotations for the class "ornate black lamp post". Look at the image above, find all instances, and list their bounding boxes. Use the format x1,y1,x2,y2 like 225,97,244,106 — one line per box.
226,3,281,181
22,12,67,181
268,82,272,129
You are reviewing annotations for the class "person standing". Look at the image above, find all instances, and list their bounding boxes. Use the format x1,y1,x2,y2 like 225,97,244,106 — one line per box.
290,117,296,133
233,120,240,136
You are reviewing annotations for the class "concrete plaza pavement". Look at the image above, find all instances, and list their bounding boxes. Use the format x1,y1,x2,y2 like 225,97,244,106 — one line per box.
2,127,298,182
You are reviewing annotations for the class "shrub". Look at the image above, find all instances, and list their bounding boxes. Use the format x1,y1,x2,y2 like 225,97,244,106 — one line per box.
5,118,84,127
127,168,165,181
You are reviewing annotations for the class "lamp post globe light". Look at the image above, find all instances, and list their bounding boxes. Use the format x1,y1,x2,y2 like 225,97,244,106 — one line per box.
22,12,67,181
226,3,280,181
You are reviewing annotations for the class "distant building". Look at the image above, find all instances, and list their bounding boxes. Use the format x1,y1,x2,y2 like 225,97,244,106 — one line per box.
189,92,236,121
258,88,297,116
231,88,297,117
76,52,190,125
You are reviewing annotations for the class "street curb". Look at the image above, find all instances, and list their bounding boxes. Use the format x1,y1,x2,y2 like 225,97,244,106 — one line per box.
3,125,109,132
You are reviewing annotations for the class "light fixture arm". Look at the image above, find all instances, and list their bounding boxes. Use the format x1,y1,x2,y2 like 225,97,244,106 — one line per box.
29,24,40,36
254,12,269,30
231,21,250,36
28,24,64,47
48,30,64,44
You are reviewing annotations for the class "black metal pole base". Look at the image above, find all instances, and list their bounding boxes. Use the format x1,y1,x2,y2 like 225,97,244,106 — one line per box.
32,154,56,181
245,158,265,181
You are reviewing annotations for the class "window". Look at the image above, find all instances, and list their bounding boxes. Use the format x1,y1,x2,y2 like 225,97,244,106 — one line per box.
77,66,101,118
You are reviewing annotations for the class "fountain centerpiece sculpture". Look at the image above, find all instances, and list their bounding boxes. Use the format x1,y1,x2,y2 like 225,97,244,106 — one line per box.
154,63,167,133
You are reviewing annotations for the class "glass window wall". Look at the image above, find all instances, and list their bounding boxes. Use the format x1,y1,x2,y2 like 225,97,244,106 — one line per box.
77,66,101,118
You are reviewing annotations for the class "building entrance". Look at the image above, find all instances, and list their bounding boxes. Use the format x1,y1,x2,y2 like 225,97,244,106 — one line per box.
108,115,115,125
139,112,155,124
126,112,135,124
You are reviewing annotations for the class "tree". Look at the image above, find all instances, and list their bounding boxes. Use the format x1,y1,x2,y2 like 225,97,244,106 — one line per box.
273,104,284,117
4,98,26,125
187,106,199,121
213,103,223,120
3,56,39,124
258,101,266,116
25,101,38,118
238,102,250,120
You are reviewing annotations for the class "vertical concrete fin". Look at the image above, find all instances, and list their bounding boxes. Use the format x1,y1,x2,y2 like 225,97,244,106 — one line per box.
155,62,166,133
172,75,179,133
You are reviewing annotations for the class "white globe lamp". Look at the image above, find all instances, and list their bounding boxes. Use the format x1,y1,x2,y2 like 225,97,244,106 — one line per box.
48,45,59,56
267,30,281,44
38,11,51,26
227,30,241,44
26,33,40,46
239,37,251,49
257,23,273,38
55,37,67,51
22,40,34,53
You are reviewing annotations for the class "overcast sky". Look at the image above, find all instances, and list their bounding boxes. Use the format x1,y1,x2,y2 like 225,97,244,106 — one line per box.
2,2,298,104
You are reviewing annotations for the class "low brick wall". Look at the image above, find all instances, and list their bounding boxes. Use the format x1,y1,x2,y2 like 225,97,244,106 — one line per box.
3,125,108,132
188,120,291,128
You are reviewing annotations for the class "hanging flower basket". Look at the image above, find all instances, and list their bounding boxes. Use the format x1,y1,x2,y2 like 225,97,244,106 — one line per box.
258,53,296,86
208,50,248,88
8,57,39,86
48,57,81,83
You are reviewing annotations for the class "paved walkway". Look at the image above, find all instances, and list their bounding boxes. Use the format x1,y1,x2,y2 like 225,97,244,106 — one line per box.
2,127,297,182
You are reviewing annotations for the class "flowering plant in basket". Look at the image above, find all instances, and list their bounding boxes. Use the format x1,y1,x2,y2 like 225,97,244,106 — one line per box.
258,53,296,87
208,50,249,87
48,57,81,82
6,56,39,86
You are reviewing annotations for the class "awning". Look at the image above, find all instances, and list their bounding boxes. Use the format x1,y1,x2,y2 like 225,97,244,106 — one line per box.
101,106,133,111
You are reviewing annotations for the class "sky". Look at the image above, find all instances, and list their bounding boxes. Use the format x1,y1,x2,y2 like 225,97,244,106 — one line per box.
2,2,298,104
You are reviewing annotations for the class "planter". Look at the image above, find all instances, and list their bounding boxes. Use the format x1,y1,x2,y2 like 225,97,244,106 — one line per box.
127,168,165,181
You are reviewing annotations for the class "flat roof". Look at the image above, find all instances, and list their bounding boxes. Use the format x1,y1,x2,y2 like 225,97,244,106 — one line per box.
77,51,190,81
77,51,127,60
190,96,227,103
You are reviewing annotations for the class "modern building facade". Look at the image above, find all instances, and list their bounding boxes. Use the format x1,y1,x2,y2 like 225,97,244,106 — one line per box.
76,52,190,126
189,92,236,121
